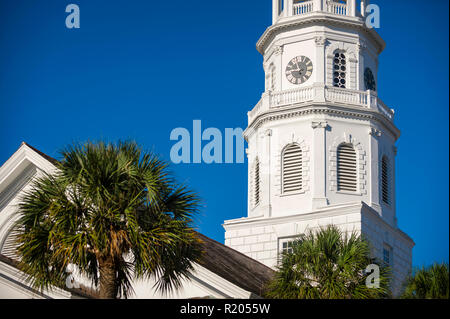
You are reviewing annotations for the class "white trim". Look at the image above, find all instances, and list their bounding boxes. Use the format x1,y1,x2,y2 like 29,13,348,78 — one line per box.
0,143,56,194
189,263,252,299
0,260,72,299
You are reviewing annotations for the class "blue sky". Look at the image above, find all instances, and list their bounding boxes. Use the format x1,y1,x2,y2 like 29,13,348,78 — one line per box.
0,0,448,267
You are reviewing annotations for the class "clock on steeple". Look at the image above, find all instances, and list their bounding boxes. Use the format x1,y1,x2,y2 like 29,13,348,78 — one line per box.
285,56,313,85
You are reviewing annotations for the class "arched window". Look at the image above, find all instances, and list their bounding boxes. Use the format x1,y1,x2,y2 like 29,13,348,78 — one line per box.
337,143,357,192
269,64,276,91
0,226,22,261
333,52,347,88
254,158,260,206
282,144,302,193
381,156,390,204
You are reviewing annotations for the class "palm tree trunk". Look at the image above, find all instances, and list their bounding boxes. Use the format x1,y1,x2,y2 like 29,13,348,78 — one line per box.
98,257,117,299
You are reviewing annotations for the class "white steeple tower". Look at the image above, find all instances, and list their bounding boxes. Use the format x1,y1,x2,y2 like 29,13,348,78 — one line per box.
224,0,414,296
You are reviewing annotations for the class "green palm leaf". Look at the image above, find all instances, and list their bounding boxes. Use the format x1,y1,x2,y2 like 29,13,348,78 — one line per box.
15,141,202,299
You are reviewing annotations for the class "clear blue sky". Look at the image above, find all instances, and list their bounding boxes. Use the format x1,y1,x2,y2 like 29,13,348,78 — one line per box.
0,0,448,267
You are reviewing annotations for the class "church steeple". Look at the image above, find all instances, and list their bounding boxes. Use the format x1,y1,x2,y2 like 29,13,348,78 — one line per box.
224,0,414,297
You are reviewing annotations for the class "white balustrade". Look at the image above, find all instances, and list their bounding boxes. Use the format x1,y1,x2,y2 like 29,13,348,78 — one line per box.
326,1,348,16
248,85,394,124
248,99,264,124
293,1,314,15
376,99,394,120
271,87,315,107
325,86,368,105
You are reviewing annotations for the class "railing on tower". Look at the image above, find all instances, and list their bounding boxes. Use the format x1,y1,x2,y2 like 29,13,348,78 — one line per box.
326,1,347,15
274,0,367,21
248,85,395,124
293,1,314,15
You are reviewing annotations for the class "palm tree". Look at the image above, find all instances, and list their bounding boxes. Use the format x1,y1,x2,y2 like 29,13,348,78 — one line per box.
15,141,202,299
402,263,449,299
265,225,390,299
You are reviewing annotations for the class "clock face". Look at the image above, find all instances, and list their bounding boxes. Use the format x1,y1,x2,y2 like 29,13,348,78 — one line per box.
285,56,313,85
364,67,376,91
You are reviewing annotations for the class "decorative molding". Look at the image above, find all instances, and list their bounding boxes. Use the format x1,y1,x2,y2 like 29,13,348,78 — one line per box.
314,36,326,46
329,135,367,194
256,15,386,55
273,135,310,197
311,121,328,129
249,157,260,210
369,127,382,137
273,45,284,56
357,40,367,52
246,105,400,141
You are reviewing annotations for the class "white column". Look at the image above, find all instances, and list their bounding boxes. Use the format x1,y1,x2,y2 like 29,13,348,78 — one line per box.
369,128,381,213
261,129,273,218
314,0,324,11
273,0,279,24
273,46,284,91
357,42,365,91
360,0,370,16
348,0,356,16
283,0,289,17
311,121,329,209
287,0,293,17
313,36,326,103
314,36,326,86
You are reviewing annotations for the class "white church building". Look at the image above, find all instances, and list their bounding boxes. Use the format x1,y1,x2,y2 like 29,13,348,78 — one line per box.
0,0,413,298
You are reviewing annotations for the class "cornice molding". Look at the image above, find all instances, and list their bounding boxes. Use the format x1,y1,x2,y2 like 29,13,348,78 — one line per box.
224,202,366,229
244,103,400,141
256,14,385,55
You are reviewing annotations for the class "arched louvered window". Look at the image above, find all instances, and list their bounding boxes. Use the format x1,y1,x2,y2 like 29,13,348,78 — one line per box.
282,144,303,193
381,156,390,204
270,64,276,91
333,52,347,88
0,226,22,261
254,158,260,206
337,143,357,192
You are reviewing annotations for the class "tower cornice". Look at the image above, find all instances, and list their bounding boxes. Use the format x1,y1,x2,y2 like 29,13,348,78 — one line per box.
244,102,400,142
256,13,385,55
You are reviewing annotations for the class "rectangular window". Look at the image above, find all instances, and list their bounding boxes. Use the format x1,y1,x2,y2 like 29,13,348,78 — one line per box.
278,237,299,256
383,244,393,266
282,241,294,254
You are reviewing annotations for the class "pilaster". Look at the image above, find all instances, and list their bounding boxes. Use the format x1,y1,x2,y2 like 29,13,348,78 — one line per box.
314,36,326,85
311,121,329,209
260,129,273,218
369,127,382,213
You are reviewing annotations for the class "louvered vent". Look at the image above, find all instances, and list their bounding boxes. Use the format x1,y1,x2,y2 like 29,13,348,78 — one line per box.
270,64,276,91
1,226,22,261
337,144,357,192
254,159,260,206
282,144,302,193
381,156,389,204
